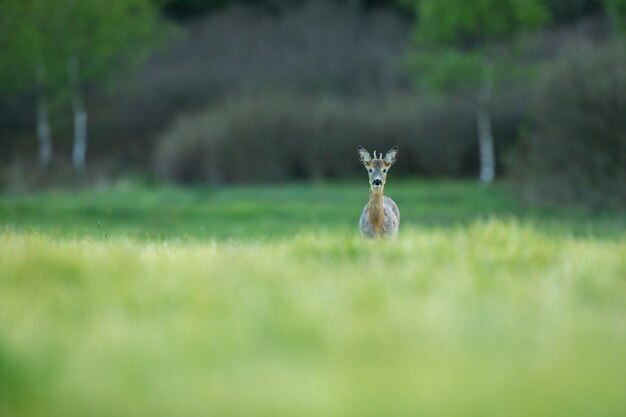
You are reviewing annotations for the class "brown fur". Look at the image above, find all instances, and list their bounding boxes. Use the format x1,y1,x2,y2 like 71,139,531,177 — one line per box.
368,190,385,233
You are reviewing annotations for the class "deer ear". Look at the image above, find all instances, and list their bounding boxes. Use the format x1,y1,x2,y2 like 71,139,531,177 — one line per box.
357,146,371,165
384,147,398,166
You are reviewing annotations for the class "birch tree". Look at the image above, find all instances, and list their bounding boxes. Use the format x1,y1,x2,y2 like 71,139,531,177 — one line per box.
0,0,65,168
57,0,162,171
404,0,549,184
0,0,162,171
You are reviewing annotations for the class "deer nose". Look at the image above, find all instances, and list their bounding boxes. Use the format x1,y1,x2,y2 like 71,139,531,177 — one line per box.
372,179,382,186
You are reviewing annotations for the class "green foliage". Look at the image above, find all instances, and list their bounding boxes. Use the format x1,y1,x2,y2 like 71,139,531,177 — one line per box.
405,47,483,91
0,0,164,99
412,0,549,46
0,1,65,95
606,0,626,32
60,0,165,83
0,217,625,416
404,0,550,92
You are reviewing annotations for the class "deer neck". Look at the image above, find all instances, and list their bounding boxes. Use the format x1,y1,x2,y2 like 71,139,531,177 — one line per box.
368,188,385,232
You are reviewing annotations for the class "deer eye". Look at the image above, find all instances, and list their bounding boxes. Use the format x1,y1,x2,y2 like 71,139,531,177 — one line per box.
383,169,387,173
368,169,372,173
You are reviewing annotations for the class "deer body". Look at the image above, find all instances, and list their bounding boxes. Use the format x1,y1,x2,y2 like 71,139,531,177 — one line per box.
358,146,400,238
360,194,400,238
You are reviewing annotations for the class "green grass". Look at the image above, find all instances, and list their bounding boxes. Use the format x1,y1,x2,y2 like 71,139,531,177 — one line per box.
1,179,624,239
1,180,625,417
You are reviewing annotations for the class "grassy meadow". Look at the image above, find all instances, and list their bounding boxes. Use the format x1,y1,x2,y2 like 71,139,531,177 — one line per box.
1,180,625,417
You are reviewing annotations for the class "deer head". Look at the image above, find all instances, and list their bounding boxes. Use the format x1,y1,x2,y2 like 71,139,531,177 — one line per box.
357,146,398,193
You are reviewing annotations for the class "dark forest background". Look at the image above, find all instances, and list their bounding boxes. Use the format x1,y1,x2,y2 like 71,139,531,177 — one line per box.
1,0,624,208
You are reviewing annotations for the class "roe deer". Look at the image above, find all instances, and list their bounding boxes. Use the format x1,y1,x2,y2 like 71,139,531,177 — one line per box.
358,146,400,238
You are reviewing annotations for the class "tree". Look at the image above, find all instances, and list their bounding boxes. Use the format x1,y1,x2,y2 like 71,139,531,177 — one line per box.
0,0,163,171
0,1,66,168
404,0,550,183
606,0,626,32
57,0,164,171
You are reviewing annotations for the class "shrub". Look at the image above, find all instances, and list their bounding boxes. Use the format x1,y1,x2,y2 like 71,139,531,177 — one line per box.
510,40,626,209
100,1,412,164
155,91,527,184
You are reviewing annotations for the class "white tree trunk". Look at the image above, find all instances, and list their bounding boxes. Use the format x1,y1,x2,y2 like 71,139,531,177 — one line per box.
36,94,53,167
476,69,495,184
35,63,53,167
68,57,87,171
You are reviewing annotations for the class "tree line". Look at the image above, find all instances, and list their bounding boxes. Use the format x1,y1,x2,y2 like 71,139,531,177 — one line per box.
0,0,624,181
0,0,164,170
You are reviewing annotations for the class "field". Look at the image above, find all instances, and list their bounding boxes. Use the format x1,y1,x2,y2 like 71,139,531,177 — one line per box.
1,180,625,417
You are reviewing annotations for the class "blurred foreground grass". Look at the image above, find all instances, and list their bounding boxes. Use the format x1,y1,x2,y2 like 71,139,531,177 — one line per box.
1,224,626,417
1,181,625,416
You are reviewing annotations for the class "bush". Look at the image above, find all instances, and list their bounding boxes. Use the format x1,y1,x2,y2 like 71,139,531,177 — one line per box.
100,1,412,164
510,40,626,209
155,91,529,184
